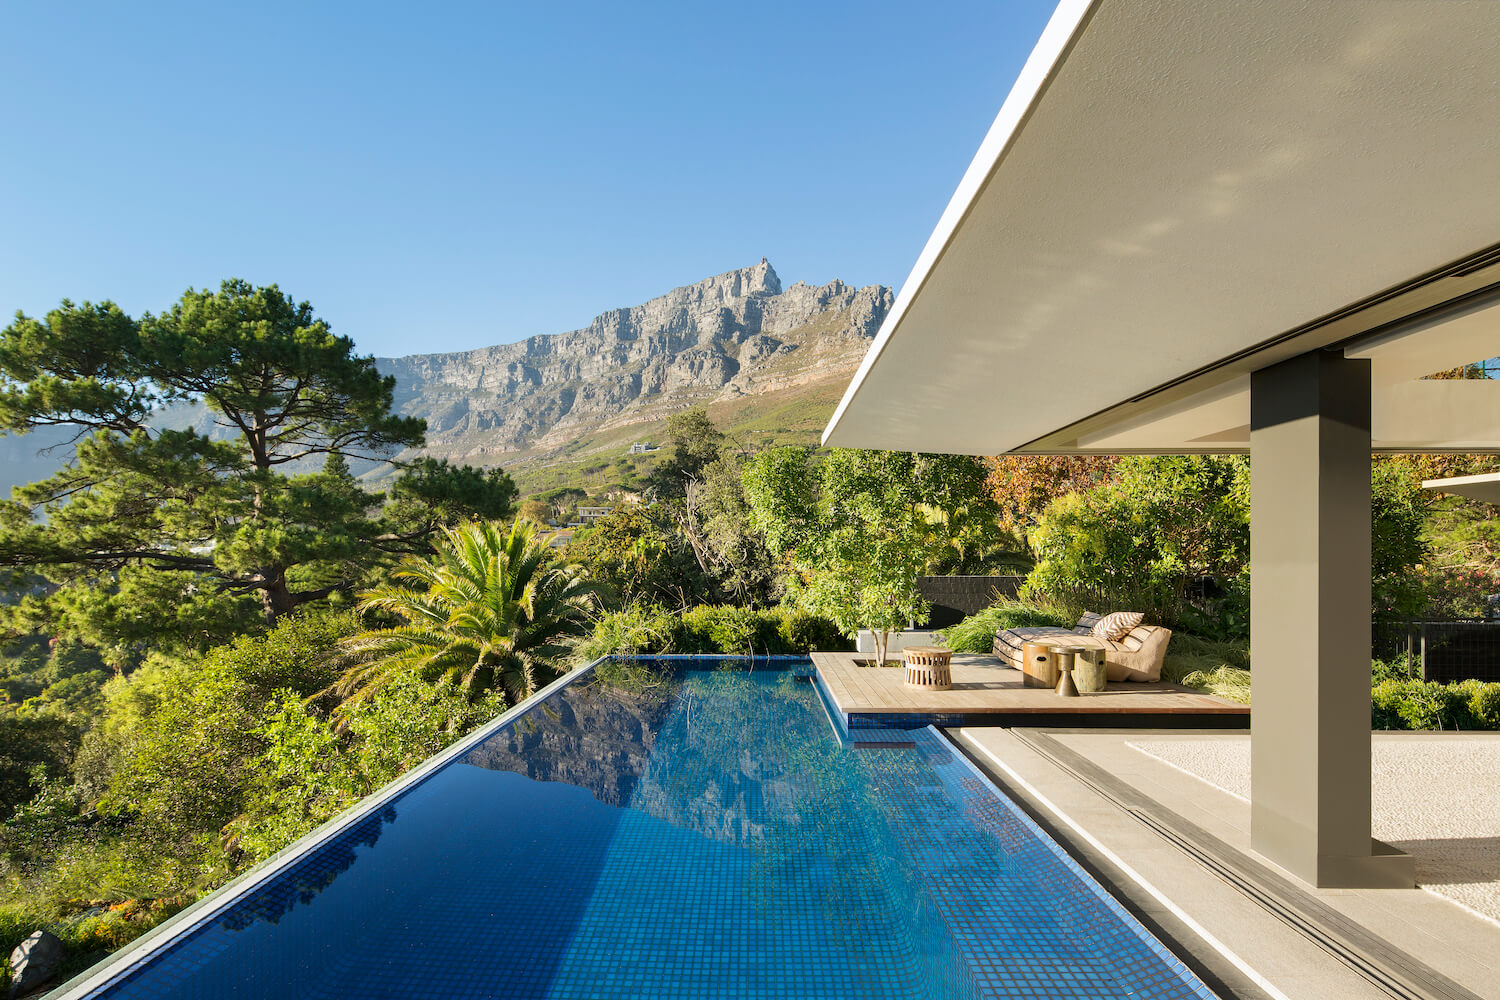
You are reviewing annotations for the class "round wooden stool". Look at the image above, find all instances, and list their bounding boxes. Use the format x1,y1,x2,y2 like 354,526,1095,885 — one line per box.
1020,641,1059,689
902,646,953,690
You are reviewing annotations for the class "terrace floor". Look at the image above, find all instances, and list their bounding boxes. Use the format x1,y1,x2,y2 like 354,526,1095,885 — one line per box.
809,651,1249,736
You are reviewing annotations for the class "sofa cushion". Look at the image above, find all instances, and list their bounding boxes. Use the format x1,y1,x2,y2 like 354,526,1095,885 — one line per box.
1118,624,1156,652
994,626,1077,661
1074,612,1102,635
1093,611,1145,641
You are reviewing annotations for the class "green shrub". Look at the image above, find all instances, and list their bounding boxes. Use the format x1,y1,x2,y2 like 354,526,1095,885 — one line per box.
679,606,769,654
570,607,679,662
774,610,847,653
1466,680,1500,728
1023,456,1250,627
1370,678,1500,730
937,598,1075,653
573,606,848,660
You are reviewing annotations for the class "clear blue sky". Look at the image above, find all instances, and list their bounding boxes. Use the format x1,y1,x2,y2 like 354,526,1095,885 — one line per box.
0,1,1054,357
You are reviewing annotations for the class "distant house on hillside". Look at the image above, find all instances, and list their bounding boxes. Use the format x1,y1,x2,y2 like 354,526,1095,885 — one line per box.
577,505,614,523
547,529,574,549
628,441,658,454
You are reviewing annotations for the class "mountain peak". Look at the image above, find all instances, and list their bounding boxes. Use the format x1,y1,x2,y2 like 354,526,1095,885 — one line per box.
753,257,781,295
680,258,780,301
379,261,893,462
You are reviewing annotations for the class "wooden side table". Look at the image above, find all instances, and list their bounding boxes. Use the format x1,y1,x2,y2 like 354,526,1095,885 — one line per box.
1020,641,1060,689
903,646,953,690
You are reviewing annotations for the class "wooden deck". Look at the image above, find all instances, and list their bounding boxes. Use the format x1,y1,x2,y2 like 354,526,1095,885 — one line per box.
810,651,1249,726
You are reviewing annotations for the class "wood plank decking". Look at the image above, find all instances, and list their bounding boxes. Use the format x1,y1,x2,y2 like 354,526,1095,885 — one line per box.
809,651,1249,726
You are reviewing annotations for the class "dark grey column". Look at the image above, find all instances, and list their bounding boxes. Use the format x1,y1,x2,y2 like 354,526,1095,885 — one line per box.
1249,350,1412,888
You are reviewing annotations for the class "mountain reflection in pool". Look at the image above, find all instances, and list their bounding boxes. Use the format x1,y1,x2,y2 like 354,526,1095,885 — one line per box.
92,661,1214,1000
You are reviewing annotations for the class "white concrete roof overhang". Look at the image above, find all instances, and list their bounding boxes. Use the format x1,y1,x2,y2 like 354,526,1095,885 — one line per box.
1423,472,1500,505
823,0,1500,456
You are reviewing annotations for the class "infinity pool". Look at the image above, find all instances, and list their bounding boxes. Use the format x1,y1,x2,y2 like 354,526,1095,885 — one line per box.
71,658,1217,999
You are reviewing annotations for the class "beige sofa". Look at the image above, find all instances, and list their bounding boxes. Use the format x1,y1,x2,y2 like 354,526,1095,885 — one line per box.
992,612,1172,683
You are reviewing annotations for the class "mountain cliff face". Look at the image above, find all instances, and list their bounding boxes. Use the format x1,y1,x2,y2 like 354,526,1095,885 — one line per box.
377,259,892,464
0,260,891,497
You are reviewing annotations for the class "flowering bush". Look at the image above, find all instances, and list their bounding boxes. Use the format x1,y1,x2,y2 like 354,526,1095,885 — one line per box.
1407,564,1498,620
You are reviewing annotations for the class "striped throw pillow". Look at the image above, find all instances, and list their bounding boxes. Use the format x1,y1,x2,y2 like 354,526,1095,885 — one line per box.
1093,611,1145,641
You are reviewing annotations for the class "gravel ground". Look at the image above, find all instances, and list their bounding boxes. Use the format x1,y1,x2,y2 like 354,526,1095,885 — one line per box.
1128,734,1500,924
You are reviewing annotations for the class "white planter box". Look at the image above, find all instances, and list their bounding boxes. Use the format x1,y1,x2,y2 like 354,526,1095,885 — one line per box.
855,629,943,654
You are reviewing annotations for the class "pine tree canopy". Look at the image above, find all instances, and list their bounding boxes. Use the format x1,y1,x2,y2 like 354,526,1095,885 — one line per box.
0,280,516,660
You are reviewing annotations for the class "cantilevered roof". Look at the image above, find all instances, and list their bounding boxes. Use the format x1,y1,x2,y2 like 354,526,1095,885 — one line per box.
1423,473,1500,505
823,0,1500,455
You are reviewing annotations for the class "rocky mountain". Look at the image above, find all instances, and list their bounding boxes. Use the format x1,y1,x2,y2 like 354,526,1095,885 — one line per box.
0,260,891,497
377,259,892,467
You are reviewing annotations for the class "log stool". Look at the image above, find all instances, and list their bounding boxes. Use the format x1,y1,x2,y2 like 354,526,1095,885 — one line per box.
1020,641,1060,689
903,646,953,690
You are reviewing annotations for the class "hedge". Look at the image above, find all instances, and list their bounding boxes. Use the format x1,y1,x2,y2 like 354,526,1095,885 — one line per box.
573,606,849,662
1371,678,1500,730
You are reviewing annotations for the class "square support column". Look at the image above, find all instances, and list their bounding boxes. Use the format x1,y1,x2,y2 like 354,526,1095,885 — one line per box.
1249,350,1412,888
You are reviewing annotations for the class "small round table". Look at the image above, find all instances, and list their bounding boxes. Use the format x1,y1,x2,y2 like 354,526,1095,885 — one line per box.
903,646,953,690
1020,641,1059,689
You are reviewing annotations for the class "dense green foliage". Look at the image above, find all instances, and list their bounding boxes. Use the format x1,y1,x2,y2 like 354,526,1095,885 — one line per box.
1023,456,1431,638
1025,456,1251,632
0,282,515,660
744,447,1006,663
1371,678,1500,730
565,506,706,608
0,610,502,985
571,605,847,660
335,520,594,710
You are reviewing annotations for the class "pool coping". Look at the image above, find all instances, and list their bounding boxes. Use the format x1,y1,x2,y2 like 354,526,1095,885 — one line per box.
992,728,1487,1000
47,658,609,1000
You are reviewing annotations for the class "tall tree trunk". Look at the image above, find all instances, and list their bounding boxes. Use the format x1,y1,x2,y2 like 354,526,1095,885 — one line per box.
260,568,296,623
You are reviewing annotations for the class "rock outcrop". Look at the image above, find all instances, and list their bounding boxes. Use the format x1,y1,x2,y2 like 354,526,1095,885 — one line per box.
377,259,892,462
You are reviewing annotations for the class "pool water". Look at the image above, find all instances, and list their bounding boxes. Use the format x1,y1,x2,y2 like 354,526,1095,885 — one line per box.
84,659,1217,1000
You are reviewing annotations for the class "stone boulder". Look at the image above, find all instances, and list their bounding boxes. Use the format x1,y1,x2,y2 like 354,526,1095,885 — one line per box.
9,930,63,998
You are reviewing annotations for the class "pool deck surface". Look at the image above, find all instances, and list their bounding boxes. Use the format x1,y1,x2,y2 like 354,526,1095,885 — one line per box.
810,651,1249,726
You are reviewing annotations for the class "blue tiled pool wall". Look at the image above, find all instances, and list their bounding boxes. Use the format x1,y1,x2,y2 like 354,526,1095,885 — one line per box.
82,657,1218,1000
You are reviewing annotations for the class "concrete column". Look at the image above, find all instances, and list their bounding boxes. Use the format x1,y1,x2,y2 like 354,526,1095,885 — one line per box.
1249,350,1412,888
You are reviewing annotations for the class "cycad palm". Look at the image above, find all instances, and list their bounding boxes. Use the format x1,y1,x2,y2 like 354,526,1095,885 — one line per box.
332,519,594,709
